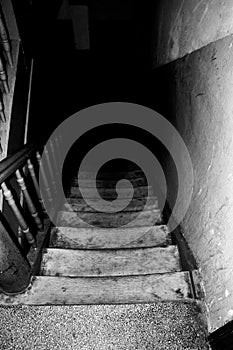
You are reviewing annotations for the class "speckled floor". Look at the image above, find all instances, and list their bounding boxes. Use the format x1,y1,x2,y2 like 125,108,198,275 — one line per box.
0,301,209,350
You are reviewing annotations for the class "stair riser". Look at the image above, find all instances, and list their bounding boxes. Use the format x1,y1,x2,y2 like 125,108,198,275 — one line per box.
71,177,148,188
69,186,154,199
77,170,146,180
50,225,171,249
63,196,158,212
56,210,162,228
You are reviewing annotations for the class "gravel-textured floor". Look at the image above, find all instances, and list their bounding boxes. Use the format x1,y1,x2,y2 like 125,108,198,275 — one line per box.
0,301,209,350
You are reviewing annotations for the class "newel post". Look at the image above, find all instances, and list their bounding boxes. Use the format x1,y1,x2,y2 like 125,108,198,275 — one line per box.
0,221,31,294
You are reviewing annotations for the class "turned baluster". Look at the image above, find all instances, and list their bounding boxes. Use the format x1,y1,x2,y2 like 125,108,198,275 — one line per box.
0,138,3,155
17,224,23,243
1,182,36,247
36,151,53,206
0,92,5,121
18,183,24,244
15,169,43,231
0,7,12,66
44,146,57,195
27,159,47,215
59,134,64,161
0,56,8,93
49,140,59,180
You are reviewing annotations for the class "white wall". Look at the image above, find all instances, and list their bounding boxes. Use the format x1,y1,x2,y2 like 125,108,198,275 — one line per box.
153,0,233,67
158,33,233,332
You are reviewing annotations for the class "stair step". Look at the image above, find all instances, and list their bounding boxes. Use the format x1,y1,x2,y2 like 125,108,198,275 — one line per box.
0,272,194,305
0,301,208,349
56,209,162,228
77,169,146,180
69,186,154,199
41,246,181,277
63,196,158,212
71,176,148,188
50,225,172,249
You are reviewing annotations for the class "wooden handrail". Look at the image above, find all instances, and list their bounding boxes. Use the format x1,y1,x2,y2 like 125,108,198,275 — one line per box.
0,143,37,184
0,137,62,294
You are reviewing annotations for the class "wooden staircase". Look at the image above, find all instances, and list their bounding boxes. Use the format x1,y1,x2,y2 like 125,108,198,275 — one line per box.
0,164,209,348
44,168,197,301
1,168,194,303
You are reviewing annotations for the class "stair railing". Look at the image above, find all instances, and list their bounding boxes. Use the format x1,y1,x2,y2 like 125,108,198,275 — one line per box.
0,137,63,294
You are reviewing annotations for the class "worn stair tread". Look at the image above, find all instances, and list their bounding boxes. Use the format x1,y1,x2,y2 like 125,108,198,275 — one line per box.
0,272,194,305
56,209,162,228
71,176,148,188
0,301,209,350
49,225,172,249
77,169,146,180
40,246,181,277
63,196,158,212
69,185,154,199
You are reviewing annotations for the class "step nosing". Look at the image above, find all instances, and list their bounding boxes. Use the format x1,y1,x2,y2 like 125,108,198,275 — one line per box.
44,271,183,278
55,223,168,231
45,245,178,252
38,271,187,279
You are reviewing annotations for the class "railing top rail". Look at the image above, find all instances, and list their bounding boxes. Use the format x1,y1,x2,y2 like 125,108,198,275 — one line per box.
0,143,37,184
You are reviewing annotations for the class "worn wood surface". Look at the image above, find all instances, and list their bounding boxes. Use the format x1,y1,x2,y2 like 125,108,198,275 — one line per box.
77,169,146,180
0,272,193,305
71,177,148,188
0,143,37,184
49,225,172,249
69,186,154,199
56,209,162,228
41,246,181,277
63,196,158,212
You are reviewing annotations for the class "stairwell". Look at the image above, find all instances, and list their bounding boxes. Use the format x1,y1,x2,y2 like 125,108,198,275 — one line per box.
1,0,233,348
0,163,209,349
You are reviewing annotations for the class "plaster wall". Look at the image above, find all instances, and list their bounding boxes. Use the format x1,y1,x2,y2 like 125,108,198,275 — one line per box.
159,34,233,332
153,0,233,67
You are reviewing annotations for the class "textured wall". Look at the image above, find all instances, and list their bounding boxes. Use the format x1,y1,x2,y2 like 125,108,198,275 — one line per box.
153,0,233,67
158,34,233,332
